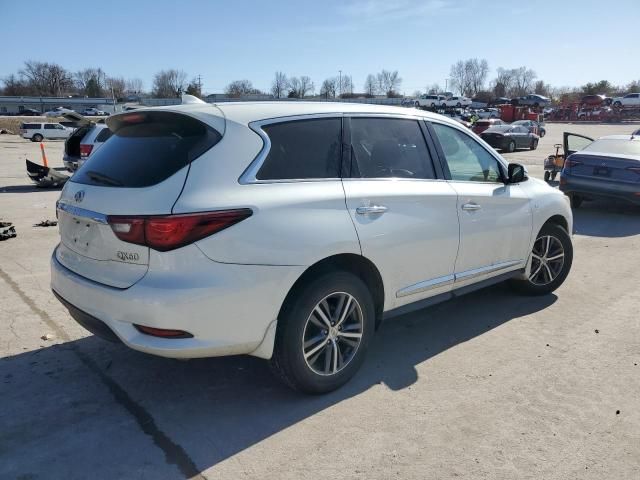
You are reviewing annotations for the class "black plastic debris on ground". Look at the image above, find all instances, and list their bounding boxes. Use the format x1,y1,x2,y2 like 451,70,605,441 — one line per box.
0,225,16,241
33,220,58,227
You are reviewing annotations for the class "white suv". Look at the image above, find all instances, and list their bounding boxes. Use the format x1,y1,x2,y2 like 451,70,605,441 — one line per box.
51,101,573,393
415,94,446,108
19,122,73,141
612,93,640,107
441,96,472,108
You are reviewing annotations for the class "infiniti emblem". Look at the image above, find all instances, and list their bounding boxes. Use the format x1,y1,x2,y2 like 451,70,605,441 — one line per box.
74,190,85,202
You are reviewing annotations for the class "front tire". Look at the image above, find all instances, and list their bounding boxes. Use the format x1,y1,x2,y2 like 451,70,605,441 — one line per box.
510,223,573,296
530,138,538,150
544,171,551,182
506,140,516,153
32,134,43,142
270,271,375,394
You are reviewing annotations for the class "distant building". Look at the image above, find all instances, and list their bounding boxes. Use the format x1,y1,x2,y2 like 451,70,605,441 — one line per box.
0,96,117,114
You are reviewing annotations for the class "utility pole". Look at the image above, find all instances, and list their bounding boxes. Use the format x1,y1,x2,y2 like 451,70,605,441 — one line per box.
338,70,342,99
197,74,202,94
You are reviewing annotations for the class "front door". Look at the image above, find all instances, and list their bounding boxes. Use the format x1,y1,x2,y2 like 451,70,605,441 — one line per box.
342,116,460,309
428,121,532,287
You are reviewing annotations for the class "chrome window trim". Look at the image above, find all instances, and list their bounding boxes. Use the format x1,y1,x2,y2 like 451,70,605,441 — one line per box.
454,260,523,282
56,202,108,225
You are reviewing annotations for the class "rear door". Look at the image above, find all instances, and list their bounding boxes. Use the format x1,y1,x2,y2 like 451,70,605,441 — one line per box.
342,115,459,308
56,109,224,288
428,120,532,286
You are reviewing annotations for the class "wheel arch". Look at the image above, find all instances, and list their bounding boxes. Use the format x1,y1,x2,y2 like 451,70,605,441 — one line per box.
543,214,569,233
279,253,386,330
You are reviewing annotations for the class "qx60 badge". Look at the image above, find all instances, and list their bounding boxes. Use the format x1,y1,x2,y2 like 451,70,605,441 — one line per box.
74,190,85,203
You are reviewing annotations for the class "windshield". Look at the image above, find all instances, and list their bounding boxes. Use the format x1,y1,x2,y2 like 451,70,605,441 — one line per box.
582,139,640,156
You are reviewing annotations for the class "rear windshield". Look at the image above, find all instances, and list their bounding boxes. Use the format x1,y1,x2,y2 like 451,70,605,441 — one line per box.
582,139,640,156
72,111,221,188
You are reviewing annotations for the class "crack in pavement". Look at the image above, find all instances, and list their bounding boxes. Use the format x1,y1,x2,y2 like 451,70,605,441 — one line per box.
0,266,207,480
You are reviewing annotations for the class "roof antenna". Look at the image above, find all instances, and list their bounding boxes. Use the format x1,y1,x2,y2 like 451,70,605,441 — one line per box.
181,94,206,105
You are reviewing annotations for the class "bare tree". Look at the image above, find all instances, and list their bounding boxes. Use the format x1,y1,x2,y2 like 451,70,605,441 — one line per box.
364,74,377,96
467,59,489,96
185,78,202,98
2,74,31,95
225,79,259,97
320,77,337,99
20,60,74,96
449,60,467,96
378,70,402,97
125,78,144,95
287,76,314,98
339,75,353,97
152,69,188,98
106,76,126,100
271,71,288,98
75,68,107,97
425,83,441,94
491,67,515,97
512,67,537,96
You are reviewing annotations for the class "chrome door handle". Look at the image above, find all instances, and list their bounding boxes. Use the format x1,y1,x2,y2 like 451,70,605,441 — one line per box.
461,202,481,211
356,205,388,215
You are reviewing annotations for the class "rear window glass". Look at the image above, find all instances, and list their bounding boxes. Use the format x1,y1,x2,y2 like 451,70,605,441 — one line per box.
256,118,342,180
582,139,640,156
72,111,221,188
95,128,113,142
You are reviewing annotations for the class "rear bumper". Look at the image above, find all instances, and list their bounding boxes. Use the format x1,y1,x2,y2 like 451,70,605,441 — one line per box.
560,173,640,204
51,246,305,359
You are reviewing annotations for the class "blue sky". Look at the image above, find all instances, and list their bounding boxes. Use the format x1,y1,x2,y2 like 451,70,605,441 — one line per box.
1,0,638,94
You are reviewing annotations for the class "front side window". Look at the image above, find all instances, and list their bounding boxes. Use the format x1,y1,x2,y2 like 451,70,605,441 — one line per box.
348,117,435,179
257,118,342,180
44,124,55,129
431,123,502,183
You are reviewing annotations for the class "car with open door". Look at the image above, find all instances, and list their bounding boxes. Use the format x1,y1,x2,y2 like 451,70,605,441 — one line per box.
560,132,640,208
51,99,573,393
62,112,111,171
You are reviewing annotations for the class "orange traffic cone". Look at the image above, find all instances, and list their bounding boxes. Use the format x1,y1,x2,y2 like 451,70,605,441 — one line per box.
40,142,48,168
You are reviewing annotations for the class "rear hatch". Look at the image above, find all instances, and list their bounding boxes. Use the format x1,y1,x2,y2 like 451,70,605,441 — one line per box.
55,109,224,288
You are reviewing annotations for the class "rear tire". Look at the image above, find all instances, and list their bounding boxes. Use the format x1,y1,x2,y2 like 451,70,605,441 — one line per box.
530,139,538,150
32,134,43,142
507,140,516,153
270,271,375,394
509,223,573,296
570,194,583,209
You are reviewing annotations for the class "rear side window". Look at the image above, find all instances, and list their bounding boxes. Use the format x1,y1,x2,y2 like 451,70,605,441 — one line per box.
22,123,39,129
348,118,435,179
95,128,113,142
257,118,342,180
73,111,221,188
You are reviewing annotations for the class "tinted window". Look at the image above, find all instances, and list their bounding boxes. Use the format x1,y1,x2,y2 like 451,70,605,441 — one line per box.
95,128,113,143
431,123,502,182
73,111,221,188
348,118,435,179
21,123,39,129
257,118,342,180
44,124,55,129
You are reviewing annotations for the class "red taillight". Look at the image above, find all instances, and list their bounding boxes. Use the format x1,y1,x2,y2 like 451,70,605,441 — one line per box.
565,159,583,168
107,209,252,251
626,166,640,175
134,325,192,338
79,144,93,158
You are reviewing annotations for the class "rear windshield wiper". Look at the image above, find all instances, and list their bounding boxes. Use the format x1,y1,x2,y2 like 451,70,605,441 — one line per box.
85,171,124,187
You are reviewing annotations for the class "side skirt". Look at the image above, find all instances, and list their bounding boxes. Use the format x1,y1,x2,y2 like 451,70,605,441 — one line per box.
382,270,523,321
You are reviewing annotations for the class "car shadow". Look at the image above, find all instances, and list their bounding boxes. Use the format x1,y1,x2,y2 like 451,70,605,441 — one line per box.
573,198,640,237
1,284,556,478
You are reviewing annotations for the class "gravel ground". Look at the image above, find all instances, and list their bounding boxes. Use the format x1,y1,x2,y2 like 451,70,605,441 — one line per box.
1,124,639,480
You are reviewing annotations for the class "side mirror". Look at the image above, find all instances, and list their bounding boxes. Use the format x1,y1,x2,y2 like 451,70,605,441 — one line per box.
507,163,527,183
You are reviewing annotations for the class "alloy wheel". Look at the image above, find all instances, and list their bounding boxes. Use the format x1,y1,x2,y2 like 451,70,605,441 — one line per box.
529,235,565,285
302,292,364,376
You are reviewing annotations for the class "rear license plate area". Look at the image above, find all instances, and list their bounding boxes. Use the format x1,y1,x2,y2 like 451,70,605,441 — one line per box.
593,166,610,177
